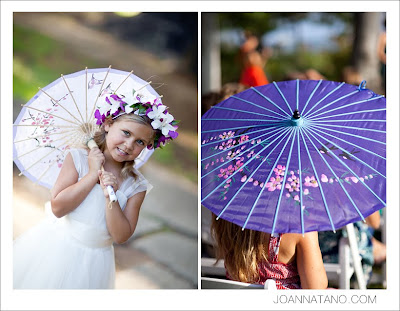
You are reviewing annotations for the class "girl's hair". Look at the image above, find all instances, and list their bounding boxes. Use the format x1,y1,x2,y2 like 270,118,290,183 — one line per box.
93,113,156,180
211,214,269,283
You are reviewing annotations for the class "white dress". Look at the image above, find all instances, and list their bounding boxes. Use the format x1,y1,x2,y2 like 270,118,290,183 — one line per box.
13,149,151,289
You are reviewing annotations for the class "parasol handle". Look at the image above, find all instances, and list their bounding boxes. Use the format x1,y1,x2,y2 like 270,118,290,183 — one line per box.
87,139,118,203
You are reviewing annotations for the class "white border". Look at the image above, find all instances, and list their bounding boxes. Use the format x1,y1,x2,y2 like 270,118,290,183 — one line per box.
2,1,399,310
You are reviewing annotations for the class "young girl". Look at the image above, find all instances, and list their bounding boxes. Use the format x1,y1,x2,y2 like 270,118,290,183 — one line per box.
211,215,328,289
13,90,178,289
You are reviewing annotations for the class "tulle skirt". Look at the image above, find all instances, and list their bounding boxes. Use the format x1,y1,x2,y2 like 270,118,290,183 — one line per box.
13,217,115,289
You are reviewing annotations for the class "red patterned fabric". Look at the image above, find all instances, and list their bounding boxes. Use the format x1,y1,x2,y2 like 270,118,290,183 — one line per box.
257,234,301,289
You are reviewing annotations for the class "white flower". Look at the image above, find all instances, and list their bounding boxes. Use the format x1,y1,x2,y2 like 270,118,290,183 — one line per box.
147,104,167,120
151,112,175,136
98,95,121,116
133,90,157,104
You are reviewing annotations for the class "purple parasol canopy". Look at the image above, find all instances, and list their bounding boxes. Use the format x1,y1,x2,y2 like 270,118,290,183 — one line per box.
201,79,386,235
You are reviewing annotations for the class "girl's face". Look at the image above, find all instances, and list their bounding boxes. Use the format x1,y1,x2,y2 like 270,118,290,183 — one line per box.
104,119,154,163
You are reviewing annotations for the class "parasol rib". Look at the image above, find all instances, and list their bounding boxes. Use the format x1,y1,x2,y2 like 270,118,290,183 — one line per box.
242,128,295,232
85,67,88,122
61,74,86,124
13,129,75,143
308,108,386,122
307,126,386,179
21,105,80,126
309,126,386,161
203,118,287,122
90,66,112,124
302,129,367,221
201,126,285,163
303,82,345,118
310,123,385,134
300,79,323,115
210,106,286,120
14,133,75,160
299,130,336,232
310,119,385,123
14,124,79,129
309,123,385,146
113,70,134,94
306,90,359,119
270,129,297,234
251,87,292,117
305,129,386,206
217,128,293,221
273,81,293,116
201,124,283,148
201,128,292,202
38,88,83,124
307,95,384,119
296,129,305,236
201,122,284,134
231,95,288,119
202,127,288,178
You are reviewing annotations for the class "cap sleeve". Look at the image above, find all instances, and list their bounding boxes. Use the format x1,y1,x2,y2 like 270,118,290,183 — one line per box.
66,148,88,178
123,168,153,199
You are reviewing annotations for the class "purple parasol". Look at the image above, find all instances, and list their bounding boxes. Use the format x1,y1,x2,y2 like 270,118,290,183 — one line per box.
201,79,386,235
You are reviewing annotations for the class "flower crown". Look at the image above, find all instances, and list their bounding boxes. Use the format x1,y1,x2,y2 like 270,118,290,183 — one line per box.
94,89,179,149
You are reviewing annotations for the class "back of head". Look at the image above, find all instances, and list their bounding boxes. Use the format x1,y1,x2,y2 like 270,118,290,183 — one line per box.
211,215,269,283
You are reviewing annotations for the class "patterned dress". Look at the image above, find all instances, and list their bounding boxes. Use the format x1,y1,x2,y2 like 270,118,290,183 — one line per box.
257,234,301,289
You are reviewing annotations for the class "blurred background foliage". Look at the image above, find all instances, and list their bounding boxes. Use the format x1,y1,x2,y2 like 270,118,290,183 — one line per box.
13,12,198,183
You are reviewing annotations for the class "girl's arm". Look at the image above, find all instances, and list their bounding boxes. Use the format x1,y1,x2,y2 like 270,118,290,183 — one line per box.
296,231,328,289
104,190,145,244
50,149,103,218
99,170,145,244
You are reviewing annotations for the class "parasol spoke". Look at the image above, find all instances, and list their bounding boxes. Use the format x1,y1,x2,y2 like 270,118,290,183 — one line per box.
13,129,73,143
296,129,305,236
241,129,295,231
13,123,78,129
309,125,386,161
299,130,336,232
85,67,88,122
272,81,294,116
202,127,290,178
210,106,287,120
306,95,384,120
202,118,288,122
61,74,86,124
251,87,292,117
89,65,112,124
113,70,134,94
201,124,283,148
308,108,386,122
305,90,359,119
201,122,284,134
305,129,386,207
310,123,385,134
231,95,288,119
217,128,294,222
309,123,385,146
38,88,83,124
300,79,323,115
201,126,285,162
307,127,386,179
21,104,80,126
201,128,292,201
14,132,75,160
310,119,385,123
303,82,345,118
269,129,297,234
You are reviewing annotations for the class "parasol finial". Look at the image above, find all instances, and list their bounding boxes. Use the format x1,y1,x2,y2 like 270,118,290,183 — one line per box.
292,109,301,119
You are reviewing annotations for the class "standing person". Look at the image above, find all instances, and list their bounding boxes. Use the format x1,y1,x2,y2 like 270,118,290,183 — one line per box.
211,216,328,289
239,30,271,87
13,91,179,289
377,18,386,92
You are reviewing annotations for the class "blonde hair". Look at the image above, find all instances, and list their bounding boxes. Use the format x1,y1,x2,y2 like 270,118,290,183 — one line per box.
211,214,269,283
93,114,156,180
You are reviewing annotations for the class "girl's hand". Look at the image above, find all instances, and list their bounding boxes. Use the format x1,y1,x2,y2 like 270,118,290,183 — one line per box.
88,147,105,176
98,170,119,198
